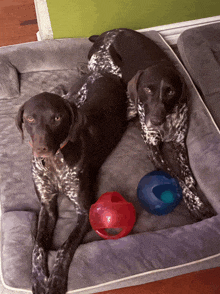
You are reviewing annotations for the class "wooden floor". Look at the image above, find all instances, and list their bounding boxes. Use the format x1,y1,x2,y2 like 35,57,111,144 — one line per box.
0,0,220,293
101,268,220,294
0,0,38,47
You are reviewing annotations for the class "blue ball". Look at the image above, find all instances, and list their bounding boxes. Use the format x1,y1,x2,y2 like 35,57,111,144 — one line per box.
137,171,182,216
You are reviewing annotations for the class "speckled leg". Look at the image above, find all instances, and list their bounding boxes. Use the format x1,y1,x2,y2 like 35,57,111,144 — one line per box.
32,244,48,294
145,137,215,220
32,197,58,294
47,212,89,294
172,141,216,220
31,156,60,293
139,102,215,221
31,154,91,293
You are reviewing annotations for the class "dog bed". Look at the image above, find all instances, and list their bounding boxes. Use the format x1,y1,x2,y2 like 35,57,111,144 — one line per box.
0,29,220,293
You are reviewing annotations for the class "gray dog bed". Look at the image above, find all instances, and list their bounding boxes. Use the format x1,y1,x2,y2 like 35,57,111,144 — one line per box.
1,28,220,293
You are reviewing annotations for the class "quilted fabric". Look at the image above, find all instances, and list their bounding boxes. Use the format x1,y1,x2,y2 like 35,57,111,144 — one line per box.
177,23,220,128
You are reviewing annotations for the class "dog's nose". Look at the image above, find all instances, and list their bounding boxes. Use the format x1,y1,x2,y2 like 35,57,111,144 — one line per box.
37,146,48,153
34,145,49,157
150,117,164,126
32,134,50,156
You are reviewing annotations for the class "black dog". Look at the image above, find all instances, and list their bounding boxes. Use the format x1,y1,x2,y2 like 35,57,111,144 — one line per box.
16,73,128,294
88,28,168,84
88,28,215,220
127,63,215,220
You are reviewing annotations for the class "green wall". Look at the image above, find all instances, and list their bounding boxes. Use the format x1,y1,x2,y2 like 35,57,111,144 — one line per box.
47,0,220,38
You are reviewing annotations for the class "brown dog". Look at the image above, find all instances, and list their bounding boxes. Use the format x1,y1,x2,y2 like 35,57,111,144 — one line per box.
127,62,186,129
127,62,215,221
16,73,128,294
88,28,215,220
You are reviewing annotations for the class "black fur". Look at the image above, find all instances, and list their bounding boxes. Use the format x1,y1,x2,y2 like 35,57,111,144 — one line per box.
88,28,168,84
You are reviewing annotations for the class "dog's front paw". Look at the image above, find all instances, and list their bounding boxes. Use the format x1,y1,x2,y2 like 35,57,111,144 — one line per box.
191,203,216,221
32,279,48,294
47,274,68,294
32,264,48,294
32,245,49,294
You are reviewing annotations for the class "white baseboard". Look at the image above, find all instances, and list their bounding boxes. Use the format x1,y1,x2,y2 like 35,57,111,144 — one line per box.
36,31,42,41
138,16,220,45
34,0,53,40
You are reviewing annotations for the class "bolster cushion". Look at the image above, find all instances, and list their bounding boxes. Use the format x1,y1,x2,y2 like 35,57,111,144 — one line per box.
0,38,91,98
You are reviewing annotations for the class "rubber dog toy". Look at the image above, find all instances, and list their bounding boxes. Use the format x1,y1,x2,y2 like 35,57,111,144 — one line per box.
89,191,136,240
137,170,182,215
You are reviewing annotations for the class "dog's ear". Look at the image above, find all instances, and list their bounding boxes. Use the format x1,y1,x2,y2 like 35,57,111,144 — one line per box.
169,65,188,105
179,79,188,105
71,107,87,141
16,104,25,140
127,70,144,110
109,43,123,67
64,99,87,142
88,34,102,59
89,35,100,43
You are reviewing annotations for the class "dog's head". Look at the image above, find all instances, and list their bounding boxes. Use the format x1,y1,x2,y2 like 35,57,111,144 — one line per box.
127,63,186,128
16,92,85,157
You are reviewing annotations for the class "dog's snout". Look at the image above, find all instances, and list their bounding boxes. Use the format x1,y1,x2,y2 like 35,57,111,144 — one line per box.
150,105,167,126
150,116,165,126
36,145,48,153
33,142,50,157
31,133,51,156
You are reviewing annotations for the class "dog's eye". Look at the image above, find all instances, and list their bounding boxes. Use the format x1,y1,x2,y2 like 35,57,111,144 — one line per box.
54,116,61,122
167,89,176,96
144,87,153,94
26,116,35,123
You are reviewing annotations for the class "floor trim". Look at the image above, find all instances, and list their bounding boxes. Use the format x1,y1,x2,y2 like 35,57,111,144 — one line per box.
138,16,220,45
34,0,53,40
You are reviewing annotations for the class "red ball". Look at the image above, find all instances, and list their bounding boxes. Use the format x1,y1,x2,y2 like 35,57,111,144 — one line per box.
89,192,136,240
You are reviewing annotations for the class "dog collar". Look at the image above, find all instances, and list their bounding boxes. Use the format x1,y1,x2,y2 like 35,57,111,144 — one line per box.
59,137,69,150
55,136,70,155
